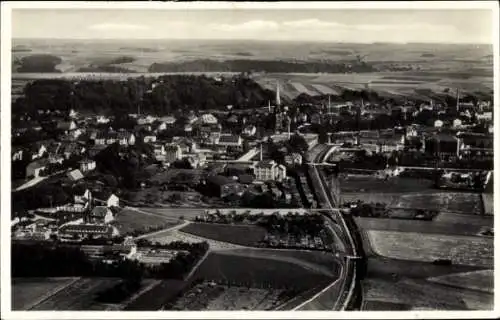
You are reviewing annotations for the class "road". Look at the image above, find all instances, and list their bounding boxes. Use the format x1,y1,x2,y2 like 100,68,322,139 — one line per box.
293,144,359,311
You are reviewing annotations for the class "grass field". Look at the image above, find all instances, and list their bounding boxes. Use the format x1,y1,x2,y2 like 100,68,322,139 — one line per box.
180,223,267,247
29,277,123,310
221,248,339,278
190,252,332,291
366,230,493,268
362,277,493,310
124,279,187,311
114,208,180,235
137,207,205,220
355,217,491,237
427,270,493,294
12,277,79,310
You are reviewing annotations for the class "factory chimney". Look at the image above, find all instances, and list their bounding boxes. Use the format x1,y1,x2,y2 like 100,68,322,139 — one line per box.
456,88,460,113
260,143,263,161
276,81,281,108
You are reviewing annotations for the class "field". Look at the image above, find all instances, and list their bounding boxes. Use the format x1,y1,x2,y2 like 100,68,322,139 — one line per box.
180,223,267,247
427,270,493,293
355,216,492,237
137,207,205,220
168,282,285,311
12,39,492,100
340,176,435,194
12,277,79,310
190,252,333,291
366,230,493,268
113,208,180,235
362,277,493,310
29,277,124,310
220,248,339,278
124,279,187,311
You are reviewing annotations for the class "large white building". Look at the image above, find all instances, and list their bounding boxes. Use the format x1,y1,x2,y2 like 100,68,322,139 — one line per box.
253,160,287,182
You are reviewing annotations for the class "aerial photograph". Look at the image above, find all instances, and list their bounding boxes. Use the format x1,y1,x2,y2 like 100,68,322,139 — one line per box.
5,2,496,314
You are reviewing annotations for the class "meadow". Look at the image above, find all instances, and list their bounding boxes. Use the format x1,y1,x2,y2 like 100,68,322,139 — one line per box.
181,223,267,247
12,277,79,310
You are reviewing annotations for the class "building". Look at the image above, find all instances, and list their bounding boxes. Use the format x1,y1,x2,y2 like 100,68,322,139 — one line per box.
243,125,257,136
164,144,182,163
25,158,50,178
94,192,120,208
79,159,97,172
67,169,84,182
58,224,113,241
89,206,115,224
285,153,303,166
206,175,244,198
143,134,157,143
61,142,86,159
74,188,92,205
217,134,243,148
94,132,135,146
199,113,218,125
253,160,287,182
56,120,77,132
456,132,494,160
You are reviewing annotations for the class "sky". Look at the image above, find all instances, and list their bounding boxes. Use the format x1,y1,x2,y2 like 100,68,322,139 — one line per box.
11,8,494,44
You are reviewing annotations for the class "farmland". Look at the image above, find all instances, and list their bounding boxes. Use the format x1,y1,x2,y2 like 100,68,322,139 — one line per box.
136,207,205,220
12,277,79,310
189,252,333,290
180,223,267,247
113,208,180,235
362,277,493,310
427,270,493,293
29,277,124,310
355,216,492,237
124,279,188,311
366,230,493,268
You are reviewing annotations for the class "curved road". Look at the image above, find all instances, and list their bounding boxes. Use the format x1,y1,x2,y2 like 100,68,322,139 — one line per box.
294,144,359,310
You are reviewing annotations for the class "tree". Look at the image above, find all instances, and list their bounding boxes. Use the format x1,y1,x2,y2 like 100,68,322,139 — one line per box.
288,134,309,153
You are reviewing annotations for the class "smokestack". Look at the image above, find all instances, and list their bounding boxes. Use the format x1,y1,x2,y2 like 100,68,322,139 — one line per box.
260,143,263,161
328,95,331,113
288,118,291,139
456,88,460,112
268,100,271,113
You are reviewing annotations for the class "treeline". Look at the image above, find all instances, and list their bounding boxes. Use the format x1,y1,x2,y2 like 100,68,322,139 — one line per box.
12,241,209,279
149,59,377,73
13,54,63,73
13,74,275,116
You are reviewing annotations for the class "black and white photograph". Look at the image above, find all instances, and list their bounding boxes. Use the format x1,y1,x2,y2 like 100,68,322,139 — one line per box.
1,1,497,318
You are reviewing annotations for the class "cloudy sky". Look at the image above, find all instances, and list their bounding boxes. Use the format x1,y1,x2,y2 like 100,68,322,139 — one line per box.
12,8,494,44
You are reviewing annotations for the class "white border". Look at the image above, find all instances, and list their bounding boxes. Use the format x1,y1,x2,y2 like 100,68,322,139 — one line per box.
1,1,499,319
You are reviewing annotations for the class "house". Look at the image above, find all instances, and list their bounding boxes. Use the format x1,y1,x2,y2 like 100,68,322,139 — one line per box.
116,131,136,145
96,115,110,124
61,142,86,159
137,115,156,125
434,120,444,128
134,124,153,133
79,159,97,172
90,206,115,224
153,144,166,156
456,132,494,159
285,153,303,166
93,191,120,208
12,147,25,161
424,133,458,160
67,169,84,182
25,158,50,178
156,121,167,132
453,119,463,128
74,188,92,205
29,142,48,160
143,133,157,143
253,160,287,182
164,144,182,163
243,125,257,136
159,116,177,126
206,175,244,198
56,120,77,132
217,134,243,148
199,113,218,125
58,224,113,241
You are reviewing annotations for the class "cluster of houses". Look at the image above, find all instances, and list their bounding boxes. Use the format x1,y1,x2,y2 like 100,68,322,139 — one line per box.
12,188,121,242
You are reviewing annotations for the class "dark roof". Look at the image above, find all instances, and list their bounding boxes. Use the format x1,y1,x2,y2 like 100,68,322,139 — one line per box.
218,135,241,144
238,174,255,184
255,160,276,169
92,206,110,218
59,224,112,234
207,175,234,186
57,121,75,131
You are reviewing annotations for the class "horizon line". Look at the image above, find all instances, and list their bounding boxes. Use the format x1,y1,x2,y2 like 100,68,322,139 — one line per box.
12,37,493,46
